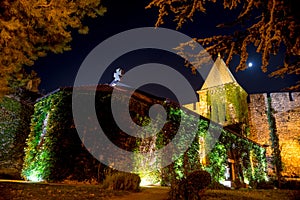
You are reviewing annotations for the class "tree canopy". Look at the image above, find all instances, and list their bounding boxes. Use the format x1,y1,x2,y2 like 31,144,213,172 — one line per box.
147,0,300,90
0,0,106,96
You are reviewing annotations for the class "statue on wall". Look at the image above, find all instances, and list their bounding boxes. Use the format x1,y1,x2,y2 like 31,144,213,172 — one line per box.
110,68,124,86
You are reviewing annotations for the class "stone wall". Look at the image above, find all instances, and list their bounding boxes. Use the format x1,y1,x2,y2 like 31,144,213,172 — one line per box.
248,94,270,145
248,92,300,177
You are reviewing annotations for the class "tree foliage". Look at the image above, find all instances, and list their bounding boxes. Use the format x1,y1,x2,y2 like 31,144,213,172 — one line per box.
147,0,300,89
0,0,106,96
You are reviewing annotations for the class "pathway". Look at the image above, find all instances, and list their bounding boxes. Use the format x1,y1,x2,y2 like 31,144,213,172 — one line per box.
110,186,169,200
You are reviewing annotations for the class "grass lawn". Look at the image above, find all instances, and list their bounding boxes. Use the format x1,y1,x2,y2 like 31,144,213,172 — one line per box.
202,189,300,200
0,181,299,200
0,181,129,200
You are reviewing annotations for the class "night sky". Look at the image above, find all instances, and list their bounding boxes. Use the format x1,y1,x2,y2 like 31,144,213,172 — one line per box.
33,0,299,98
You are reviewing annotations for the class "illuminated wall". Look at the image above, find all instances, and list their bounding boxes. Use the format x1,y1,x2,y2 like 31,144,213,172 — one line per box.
21,85,267,185
248,92,300,177
21,85,171,182
184,57,249,135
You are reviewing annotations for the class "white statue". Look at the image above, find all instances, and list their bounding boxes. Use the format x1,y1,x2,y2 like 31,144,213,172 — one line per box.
110,68,124,86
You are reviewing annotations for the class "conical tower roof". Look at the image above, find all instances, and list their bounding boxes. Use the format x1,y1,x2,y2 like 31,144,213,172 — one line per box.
201,56,238,90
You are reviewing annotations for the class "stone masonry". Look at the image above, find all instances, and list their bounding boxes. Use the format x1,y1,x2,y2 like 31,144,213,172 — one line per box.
248,92,300,177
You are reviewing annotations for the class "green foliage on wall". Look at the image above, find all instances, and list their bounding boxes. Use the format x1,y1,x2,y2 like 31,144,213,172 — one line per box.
21,87,266,186
206,139,227,181
0,96,33,174
266,97,282,180
205,83,248,133
168,109,203,180
22,91,62,181
165,108,267,185
211,129,268,183
130,104,267,186
22,90,106,182
224,84,248,124
22,88,161,182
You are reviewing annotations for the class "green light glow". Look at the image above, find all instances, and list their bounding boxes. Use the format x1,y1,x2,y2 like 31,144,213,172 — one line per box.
244,177,249,185
140,177,155,186
27,169,43,182
138,171,161,186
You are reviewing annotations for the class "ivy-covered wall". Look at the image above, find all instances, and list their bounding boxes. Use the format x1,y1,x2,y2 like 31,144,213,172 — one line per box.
159,108,267,186
22,90,107,182
207,129,267,185
22,85,266,186
197,82,249,135
22,86,171,182
0,96,33,179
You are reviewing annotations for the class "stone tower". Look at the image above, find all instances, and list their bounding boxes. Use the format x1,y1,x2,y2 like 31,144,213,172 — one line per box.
184,56,248,135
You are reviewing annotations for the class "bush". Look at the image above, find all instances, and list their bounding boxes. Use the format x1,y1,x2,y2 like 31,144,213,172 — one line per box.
169,170,212,200
186,170,212,191
207,181,231,190
256,180,275,189
169,179,188,200
101,172,140,191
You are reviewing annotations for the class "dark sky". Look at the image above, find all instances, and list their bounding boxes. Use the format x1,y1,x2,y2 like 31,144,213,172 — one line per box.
33,0,299,97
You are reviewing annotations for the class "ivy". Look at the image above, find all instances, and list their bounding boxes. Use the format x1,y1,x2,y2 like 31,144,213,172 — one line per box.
0,96,33,174
21,87,267,185
205,83,249,135
22,90,99,182
206,141,227,181
266,97,282,180
167,109,267,185
22,92,58,181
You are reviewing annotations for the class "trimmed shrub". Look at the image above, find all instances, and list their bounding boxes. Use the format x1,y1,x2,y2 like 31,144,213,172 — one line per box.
169,170,212,200
102,172,141,191
186,170,212,192
208,181,231,190
169,179,188,200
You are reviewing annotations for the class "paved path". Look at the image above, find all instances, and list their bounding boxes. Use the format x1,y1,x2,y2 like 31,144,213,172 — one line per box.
110,186,169,200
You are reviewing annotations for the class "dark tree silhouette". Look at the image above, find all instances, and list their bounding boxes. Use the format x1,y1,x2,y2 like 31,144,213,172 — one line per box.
0,0,106,96
147,0,299,90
